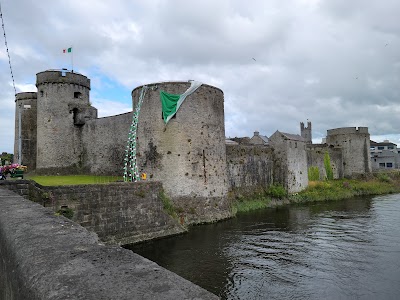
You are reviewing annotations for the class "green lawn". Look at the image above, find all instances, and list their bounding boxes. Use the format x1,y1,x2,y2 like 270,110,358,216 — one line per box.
27,175,123,186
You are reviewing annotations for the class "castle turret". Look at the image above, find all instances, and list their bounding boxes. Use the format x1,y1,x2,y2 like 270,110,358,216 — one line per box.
300,121,312,144
132,81,230,224
35,70,97,173
326,127,372,177
14,92,37,169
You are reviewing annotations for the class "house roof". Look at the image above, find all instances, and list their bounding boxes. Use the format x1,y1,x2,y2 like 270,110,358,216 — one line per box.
259,135,269,144
279,132,307,142
250,133,269,145
370,140,397,147
225,139,239,145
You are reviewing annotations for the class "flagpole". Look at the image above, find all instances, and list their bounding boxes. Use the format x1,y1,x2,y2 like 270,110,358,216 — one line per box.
71,45,73,72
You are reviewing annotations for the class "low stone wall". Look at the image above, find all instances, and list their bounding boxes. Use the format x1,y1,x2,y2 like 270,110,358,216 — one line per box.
0,188,217,300
0,181,185,245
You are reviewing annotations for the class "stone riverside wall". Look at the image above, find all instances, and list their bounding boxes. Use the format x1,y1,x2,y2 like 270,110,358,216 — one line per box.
0,181,185,245
0,188,217,300
226,144,274,197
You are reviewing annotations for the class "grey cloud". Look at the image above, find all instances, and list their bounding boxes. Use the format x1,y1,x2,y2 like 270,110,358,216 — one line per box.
1,0,399,153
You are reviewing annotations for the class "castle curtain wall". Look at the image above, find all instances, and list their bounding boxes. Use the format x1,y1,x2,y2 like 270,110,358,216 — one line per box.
82,112,133,175
306,145,343,179
226,144,274,197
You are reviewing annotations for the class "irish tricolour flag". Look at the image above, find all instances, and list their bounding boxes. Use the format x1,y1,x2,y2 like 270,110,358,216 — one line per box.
63,47,72,53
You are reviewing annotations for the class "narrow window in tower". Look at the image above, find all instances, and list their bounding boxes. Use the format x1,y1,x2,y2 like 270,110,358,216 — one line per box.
72,108,79,124
40,90,44,97
74,92,82,99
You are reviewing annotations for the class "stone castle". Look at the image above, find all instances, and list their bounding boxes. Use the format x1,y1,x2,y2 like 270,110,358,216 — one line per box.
14,69,372,223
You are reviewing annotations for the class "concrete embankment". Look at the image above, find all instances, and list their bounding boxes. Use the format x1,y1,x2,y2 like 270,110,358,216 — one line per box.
0,188,218,300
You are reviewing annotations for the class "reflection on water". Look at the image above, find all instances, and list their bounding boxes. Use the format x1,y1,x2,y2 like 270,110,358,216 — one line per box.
126,195,400,299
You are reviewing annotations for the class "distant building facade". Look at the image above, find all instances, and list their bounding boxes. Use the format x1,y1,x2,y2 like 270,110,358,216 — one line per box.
250,131,269,145
370,140,400,170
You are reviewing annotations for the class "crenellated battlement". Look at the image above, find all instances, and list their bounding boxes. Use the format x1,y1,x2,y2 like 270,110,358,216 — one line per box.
36,70,90,90
327,127,369,136
15,92,37,101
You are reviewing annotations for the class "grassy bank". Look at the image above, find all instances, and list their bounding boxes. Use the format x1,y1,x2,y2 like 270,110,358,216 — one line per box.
232,172,400,214
26,175,123,186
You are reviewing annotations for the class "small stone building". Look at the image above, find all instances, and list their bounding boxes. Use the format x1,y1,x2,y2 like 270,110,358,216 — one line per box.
249,131,269,145
269,131,308,193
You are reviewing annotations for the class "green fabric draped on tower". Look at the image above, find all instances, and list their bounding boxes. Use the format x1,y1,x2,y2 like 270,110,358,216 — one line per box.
160,81,202,124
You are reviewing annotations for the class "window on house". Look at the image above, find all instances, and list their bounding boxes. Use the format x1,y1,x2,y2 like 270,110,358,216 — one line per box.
74,92,82,99
379,163,385,167
370,147,375,150
378,146,384,150
386,162,393,168
388,146,394,149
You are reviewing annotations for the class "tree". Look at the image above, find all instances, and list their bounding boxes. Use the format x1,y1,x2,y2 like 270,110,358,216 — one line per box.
324,151,334,180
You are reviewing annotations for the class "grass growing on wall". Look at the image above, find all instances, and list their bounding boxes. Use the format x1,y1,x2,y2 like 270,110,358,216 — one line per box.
27,175,123,186
159,191,178,219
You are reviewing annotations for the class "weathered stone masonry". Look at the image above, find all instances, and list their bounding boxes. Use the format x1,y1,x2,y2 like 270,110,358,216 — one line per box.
133,82,231,224
0,180,185,245
0,188,217,300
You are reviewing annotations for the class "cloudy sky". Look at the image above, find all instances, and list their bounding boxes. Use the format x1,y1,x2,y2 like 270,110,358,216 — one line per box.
1,0,399,153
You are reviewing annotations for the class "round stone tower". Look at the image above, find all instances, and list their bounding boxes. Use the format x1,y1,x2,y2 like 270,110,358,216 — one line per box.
35,70,94,173
132,81,231,224
14,92,37,169
326,127,372,177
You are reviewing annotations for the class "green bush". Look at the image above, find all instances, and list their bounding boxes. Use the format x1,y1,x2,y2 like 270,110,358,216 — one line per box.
267,184,287,199
56,207,74,219
376,172,392,183
308,166,320,181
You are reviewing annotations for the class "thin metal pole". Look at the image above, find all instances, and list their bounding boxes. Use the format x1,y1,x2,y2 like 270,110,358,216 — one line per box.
18,104,21,165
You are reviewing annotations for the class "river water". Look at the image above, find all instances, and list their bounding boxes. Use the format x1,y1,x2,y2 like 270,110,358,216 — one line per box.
126,194,400,299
